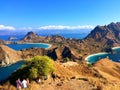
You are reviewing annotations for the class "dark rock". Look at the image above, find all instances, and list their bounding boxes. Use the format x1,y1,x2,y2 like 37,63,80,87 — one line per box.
62,46,71,58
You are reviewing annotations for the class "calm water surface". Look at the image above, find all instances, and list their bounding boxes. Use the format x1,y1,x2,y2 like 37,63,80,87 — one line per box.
86,47,120,64
0,43,50,82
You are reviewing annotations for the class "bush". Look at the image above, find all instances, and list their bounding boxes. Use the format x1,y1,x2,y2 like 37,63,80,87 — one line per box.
10,56,55,81
29,67,38,79
63,57,70,62
28,56,55,76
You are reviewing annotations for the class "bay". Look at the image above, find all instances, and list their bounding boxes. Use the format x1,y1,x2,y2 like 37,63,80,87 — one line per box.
86,47,120,64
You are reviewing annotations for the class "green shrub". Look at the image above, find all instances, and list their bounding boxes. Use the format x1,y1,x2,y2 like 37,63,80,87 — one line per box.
29,56,55,76
10,56,55,81
63,57,70,62
29,67,38,79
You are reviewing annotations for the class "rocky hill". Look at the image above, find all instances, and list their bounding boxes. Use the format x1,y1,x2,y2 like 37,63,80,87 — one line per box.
20,31,66,43
0,45,22,66
0,44,80,66
85,22,120,47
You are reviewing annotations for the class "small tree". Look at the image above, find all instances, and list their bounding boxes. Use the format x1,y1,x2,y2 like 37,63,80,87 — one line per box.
10,56,55,81
28,56,55,78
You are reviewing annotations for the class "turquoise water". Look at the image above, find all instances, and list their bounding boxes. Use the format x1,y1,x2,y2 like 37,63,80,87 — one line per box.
7,43,50,50
86,47,120,64
0,61,24,82
0,43,50,82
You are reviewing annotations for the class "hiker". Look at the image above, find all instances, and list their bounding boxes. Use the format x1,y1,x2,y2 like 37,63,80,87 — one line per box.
36,77,41,84
16,78,22,90
21,79,27,89
51,72,56,81
44,75,48,80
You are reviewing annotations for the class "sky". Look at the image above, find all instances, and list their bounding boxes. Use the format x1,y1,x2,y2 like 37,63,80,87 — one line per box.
0,0,120,31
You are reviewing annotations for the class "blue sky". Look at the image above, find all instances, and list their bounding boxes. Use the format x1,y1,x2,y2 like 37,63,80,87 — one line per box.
0,0,120,30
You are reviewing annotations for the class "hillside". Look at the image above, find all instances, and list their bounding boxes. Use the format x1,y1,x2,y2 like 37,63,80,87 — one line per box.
85,22,120,47
93,58,120,81
1,58,120,90
0,45,22,66
0,44,81,66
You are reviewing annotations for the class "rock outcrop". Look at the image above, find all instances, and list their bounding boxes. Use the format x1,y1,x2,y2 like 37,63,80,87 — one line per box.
0,45,22,66
47,46,80,61
85,22,120,47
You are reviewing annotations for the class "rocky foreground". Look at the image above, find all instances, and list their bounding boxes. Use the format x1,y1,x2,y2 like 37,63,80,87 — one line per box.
0,58,120,90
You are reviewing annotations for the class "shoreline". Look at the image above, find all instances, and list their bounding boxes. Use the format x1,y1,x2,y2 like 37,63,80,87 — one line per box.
85,46,120,64
0,60,24,68
6,42,52,49
112,46,120,49
85,52,107,61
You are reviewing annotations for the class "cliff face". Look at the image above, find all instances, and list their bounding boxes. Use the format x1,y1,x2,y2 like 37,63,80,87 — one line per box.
0,45,22,66
47,46,80,61
85,22,120,47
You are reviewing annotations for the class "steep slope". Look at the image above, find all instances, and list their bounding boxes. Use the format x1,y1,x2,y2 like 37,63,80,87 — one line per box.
93,58,120,81
20,31,45,43
85,22,120,47
0,45,22,66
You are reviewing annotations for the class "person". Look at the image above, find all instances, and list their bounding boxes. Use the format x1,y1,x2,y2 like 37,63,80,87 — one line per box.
21,79,27,89
16,78,22,90
36,77,41,84
51,72,56,81
44,75,48,80
26,78,30,87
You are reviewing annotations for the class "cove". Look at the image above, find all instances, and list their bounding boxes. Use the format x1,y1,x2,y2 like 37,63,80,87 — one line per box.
0,43,51,82
6,43,51,50
86,47,120,64
0,61,24,82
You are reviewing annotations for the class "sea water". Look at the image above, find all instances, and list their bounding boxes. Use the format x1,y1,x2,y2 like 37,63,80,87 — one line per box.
86,47,120,64
0,43,50,82
0,61,24,82
7,43,50,50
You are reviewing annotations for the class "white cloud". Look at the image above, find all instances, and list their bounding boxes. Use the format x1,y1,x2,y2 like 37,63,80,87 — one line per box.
38,25,94,30
0,25,94,31
20,27,33,30
0,25,16,30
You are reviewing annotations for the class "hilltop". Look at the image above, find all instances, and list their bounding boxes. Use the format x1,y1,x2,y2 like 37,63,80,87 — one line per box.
84,22,120,48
